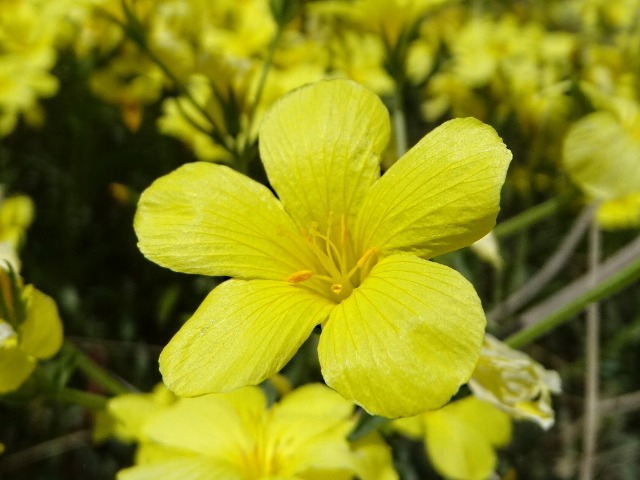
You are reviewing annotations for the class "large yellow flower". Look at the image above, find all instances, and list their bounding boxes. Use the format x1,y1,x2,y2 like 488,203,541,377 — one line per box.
135,79,512,418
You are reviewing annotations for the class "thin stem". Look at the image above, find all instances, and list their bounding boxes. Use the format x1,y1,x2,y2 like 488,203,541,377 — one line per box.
393,82,408,157
581,220,601,480
45,387,108,409
64,342,131,395
249,27,283,118
0,430,92,473
505,253,640,349
519,234,640,327
488,204,595,322
493,192,576,240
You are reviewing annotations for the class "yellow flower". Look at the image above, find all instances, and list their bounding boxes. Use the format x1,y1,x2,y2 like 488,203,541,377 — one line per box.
562,110,640,229
116,383,395,480
394,396,512,480
0,266,63,393
105,383,177,444
0,194,35,247
135,79,512,418
469,334,561,430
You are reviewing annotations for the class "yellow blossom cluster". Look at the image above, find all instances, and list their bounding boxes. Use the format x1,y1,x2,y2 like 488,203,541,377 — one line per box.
0,0,79,136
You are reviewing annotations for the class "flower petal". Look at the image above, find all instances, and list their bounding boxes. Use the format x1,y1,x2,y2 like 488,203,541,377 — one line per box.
144,388,265,459
596,193,640,230
423,397,507,480
318,255,485,418
355,117,512,259
135,162,314,280
19,287,63,359
270,385,356,477
118,458,244,480
259,79,390,232
562,112,640,200
160,279,334,396
0,346,35,393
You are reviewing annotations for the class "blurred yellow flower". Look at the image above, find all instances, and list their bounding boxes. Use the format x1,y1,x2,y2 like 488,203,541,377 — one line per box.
116,383,396,480
135,79,511,418
0,267,63,393
469,334,561,429
394,396,512,480
562,110,640,229
0,194,35,248
0,0,74,135
105,383,177,444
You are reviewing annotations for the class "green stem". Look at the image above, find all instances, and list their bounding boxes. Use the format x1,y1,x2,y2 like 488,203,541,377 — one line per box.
505,254,640,349
64,342,130,395
249,27,283,118
46,387,108,409
493,192,577,240
393,81,408,158
581,220,601,480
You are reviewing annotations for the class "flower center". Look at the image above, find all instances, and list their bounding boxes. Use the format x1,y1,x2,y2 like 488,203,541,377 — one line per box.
287,212,377,302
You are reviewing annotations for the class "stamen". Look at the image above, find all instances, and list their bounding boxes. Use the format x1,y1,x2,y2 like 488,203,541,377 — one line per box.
357,247,377,269
300,227,312,242
287,270,313,283
294,215,376,299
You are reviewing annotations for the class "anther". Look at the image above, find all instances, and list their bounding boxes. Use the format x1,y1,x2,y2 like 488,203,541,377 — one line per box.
287,270,314,283
341,215,348,245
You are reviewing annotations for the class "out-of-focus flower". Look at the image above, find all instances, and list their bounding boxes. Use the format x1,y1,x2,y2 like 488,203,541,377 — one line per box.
469,334,561,429
105,383,177,444
0,266,63,393
0,0,79,135
394,396,512,480
116,383,397,480
0,194,35,248
135,79,512,418
563,108,640,229
0,192,35,272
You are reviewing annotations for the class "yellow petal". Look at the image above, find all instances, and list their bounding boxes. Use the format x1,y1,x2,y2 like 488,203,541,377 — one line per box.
107,384,176,443
562,112,640,200
423,397,509,480
355,117,512,259
134,162,314,280
450,396,512,448
351,432,399,480
0,195,35,231
118,458,243,480
596,193,640,229
392,416,424,440
19,287,63,359
160,279,334,396
259,79,390,233
0,346,35,393
274,383,354,421
318,255,486,418
269,385,356,477
144,388,265,460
